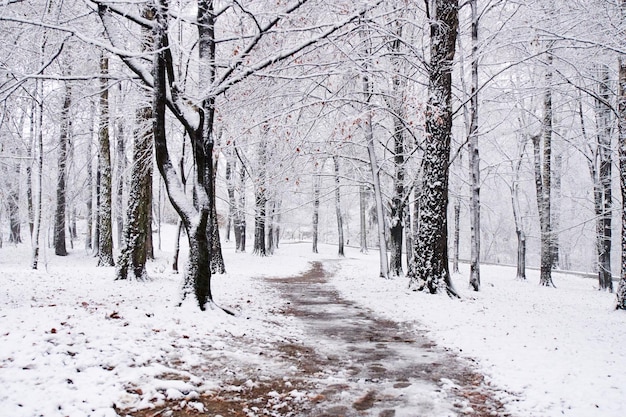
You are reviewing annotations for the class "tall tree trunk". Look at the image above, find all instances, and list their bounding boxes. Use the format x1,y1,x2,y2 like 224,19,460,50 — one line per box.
97,54,115,266
274,199,281,249
173,140,187,273
225,149,235,242
253,136,267,256
387,20,406,277
8,161,21,244
551,153,562,268
333,155,345,257
403,204,412,271
210,154,226,272
366,111,389,278
511,136,527,280
115,85,126,248
149,0,213,308
596,65,613,292
616,0,626,307
312,165,321,254
235,160,246,252
116,101,153,280
361,29,388,277
54,81,72,256
27,97,36,238
534,49,555,287
267,200,275,255
32,79,44,268
452,197,460,274
359,184,368,253
408,0,458,296
468,0,480,291
85,101,94,251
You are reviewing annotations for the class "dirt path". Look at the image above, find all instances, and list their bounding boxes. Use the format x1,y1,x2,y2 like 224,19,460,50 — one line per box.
264,261,511,417
127,262,512,417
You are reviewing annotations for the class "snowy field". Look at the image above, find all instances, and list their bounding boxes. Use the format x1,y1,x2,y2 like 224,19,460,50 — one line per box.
1,225,625,417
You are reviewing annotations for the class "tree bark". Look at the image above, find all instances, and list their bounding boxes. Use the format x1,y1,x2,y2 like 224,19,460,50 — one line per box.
468,0,480,291
116,101,153,281
54,81,72,256
225,148,236,242
408,0,458,296
210,153,226,272
97,54,115,266
267,200,275,255
235,160,247,252
595,65,613,292
359,184,368,253
551,153,562,268
511,136,527,280
115,84,126,248
387,20,406,277
27,98,36,238
616,1,626,307
253,135,267,256
333,155,345,257
312,164,321,254
533,49,555,287
452,197,460,274
8,161,21,244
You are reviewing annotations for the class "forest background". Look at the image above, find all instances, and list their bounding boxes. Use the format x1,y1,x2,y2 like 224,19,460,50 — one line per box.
1,0,626,305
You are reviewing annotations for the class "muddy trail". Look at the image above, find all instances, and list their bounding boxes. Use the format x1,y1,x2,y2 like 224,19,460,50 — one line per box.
125,262,512,417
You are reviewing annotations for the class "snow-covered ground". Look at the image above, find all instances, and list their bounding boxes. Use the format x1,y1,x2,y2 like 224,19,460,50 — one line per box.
1,227,625,417
331,250,626,417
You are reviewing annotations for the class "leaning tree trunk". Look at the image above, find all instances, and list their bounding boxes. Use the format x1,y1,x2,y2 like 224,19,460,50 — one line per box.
333,155,345,257
172,140,187,273
97,54,115,267
407,0,459,296
361,50,388,277
366,110,389,279
54,81,72,256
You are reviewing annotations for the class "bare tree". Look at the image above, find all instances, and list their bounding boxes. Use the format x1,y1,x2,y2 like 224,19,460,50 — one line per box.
408,0,459,296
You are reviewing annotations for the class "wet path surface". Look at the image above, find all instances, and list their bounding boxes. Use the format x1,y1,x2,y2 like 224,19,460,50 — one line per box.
265,262,510,417
126,262,512,417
